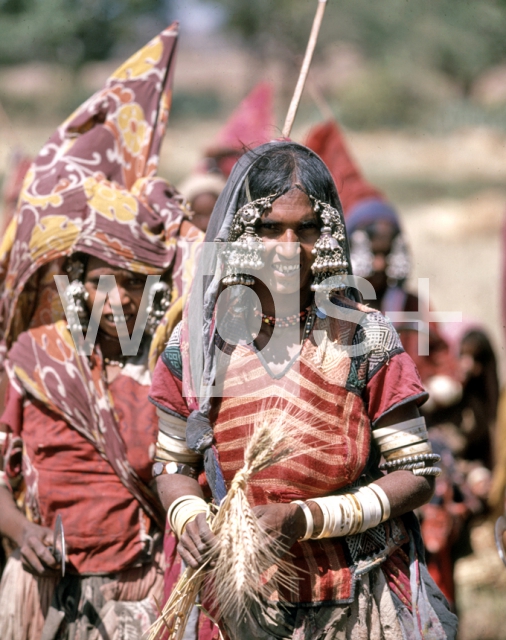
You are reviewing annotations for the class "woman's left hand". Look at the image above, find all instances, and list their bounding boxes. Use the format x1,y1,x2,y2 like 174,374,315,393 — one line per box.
252,503,306,554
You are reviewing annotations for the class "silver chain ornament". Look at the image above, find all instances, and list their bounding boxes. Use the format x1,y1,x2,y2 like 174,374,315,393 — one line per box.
223,194,277,286
310,197,349,293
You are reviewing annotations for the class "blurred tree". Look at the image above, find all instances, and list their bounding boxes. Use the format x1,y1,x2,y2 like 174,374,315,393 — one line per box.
205,0,506,94
0,0,169,67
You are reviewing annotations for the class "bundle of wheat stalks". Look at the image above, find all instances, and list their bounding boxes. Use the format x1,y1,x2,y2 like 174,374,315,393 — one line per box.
146,414,299,640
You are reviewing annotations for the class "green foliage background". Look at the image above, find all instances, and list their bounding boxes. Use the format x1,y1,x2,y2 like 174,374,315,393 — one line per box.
2,0,506,128
208,0,506,93
0,0,166,67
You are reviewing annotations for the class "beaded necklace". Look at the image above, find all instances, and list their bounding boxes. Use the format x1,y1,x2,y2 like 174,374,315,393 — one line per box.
254,305,312,328
103,355,127,368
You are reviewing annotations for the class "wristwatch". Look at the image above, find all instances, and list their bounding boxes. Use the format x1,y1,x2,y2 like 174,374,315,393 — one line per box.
152,461,198,480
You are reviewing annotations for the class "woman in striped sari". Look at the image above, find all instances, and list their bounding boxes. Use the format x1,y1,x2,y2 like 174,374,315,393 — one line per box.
149,141,458,640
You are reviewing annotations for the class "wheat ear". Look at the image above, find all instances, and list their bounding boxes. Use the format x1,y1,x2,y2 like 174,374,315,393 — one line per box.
147,404,307,639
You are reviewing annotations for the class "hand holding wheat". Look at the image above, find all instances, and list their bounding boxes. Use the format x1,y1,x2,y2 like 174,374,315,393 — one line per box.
177,512,217,570
146,413,301,640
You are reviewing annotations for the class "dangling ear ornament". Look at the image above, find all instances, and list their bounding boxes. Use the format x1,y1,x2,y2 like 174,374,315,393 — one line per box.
145,280,172,335
386,234,410,286
310,197,349,294
63,256,90,333
223,182,278,286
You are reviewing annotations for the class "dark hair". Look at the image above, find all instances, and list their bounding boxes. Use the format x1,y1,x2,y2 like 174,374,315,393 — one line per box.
461,329,496,368
63,252,89,282
460,329,499,423
236,142,341,211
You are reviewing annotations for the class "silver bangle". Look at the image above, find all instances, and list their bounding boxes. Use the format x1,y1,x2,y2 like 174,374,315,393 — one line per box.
413,466,441,477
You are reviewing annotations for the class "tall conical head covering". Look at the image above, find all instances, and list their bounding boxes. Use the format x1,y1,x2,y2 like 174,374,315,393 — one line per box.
214,82,274,151
305,120,384,217
50,21,179,189
202,82,275,178
0,23,189,359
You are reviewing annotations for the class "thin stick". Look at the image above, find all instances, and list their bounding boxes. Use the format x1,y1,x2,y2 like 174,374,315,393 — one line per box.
282,0,328,138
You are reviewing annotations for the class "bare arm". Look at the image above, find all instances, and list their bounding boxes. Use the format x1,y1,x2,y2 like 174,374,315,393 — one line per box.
155,473,216,570
155,473,203,511
361,402,435,517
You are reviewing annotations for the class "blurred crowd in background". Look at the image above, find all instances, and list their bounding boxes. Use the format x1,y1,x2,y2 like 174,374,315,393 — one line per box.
1,1,506,638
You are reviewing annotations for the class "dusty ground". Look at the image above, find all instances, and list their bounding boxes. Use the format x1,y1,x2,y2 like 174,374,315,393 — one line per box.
454,520,506,640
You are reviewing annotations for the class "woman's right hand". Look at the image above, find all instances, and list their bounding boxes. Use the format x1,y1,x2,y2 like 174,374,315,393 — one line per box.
177,512,217,570
18,521,59,576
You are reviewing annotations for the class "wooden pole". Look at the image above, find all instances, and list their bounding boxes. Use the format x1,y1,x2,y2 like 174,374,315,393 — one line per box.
282,0,328,139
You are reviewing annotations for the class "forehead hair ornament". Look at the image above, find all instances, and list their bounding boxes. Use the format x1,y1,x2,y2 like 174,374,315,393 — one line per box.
310,196,349,294
223,175,278,287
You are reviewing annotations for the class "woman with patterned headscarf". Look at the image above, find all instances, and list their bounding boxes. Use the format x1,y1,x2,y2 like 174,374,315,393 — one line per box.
0,24,202,640
148,141,457,639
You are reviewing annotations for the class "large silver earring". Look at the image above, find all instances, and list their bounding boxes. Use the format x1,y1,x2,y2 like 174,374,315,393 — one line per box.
386,234,410,285
64,280,90,333
145,281,172,335
310,197,349,293
349,230,374,278
223,194,278,286
63,256,89,333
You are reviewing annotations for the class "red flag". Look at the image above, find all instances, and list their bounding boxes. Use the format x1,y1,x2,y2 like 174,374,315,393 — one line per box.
305,120,384,217
202,82,275,177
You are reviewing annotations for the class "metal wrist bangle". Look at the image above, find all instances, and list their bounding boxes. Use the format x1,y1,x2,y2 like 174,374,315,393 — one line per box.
152,461,199,480
292,500,314,541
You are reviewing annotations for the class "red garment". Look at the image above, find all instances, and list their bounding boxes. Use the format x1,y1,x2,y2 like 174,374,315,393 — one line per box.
201,83,274,178
304,120,384,217
2,365,158,575
151,302,428,605
389,292,458,385
365,350,432,424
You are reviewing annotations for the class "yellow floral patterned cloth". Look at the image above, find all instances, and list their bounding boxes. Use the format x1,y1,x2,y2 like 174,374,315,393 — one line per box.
0,22,200,363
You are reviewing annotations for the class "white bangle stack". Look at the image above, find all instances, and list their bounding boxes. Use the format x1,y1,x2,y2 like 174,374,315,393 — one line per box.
353,487,382,533
292,500,314,541
167,495,208,539
368,483,391,522
373,417,433,461
292,483,391,540
309,494,363,538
